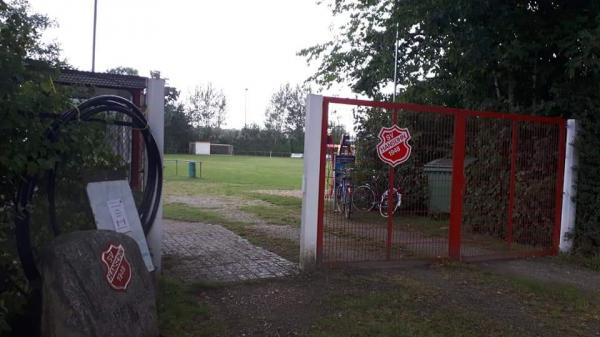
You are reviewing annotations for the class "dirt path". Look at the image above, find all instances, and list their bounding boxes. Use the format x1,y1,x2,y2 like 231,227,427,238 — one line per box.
193,265,600,337
252,189,303,198
166,194,300,242
480,257,600,293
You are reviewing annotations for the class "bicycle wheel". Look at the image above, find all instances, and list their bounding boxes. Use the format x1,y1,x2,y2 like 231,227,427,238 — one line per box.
344,189,352,219
334,186,343,213
379,190,401,218
353,185,375,212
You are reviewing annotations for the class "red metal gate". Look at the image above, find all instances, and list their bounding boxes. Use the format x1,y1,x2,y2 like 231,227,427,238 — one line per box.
317,97,566,263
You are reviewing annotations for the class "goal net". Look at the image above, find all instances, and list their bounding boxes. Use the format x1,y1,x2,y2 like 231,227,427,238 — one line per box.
210,143,234,155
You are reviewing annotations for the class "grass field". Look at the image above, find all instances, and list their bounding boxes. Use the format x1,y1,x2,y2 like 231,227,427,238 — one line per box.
164,154,303,192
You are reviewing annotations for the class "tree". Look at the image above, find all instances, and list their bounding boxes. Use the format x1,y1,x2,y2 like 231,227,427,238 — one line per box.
186,83,227,140
264,83,308,152
1,2,142,333
301,0,600,255
0,1,70,334
106,66,139,76
164,86,195,153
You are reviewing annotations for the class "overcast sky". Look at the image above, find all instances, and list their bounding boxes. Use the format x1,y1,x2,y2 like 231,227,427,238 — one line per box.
28,0,356,129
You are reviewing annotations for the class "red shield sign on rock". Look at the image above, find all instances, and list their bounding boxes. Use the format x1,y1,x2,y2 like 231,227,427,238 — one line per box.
376,125,412,166
101,243,132,291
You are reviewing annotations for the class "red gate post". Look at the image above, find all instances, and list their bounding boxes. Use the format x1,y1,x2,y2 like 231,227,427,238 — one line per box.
316,99,329,262
449,113,466,259
385,110,399,260
130,89,143,191
506,121,519,247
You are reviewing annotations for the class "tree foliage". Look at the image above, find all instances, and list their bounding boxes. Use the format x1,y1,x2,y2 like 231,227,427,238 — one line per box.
0,1,135,334
302,0,600,255
106,66,139,76
264,83,308,152
164,87,195,153
186,83,227,130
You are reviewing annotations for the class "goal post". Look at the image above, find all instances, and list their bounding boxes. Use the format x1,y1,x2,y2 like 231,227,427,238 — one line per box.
210,143,233,155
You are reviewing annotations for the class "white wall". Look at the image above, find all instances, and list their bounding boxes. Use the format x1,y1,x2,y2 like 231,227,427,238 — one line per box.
194,142,211,155
299,94,323,269
560,119,578,252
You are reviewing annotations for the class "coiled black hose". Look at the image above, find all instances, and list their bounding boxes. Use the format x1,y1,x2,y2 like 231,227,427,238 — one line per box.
14,95,163,283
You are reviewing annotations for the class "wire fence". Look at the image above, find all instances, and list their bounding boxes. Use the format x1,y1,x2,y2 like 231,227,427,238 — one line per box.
233,150,299,158
163,159,202,178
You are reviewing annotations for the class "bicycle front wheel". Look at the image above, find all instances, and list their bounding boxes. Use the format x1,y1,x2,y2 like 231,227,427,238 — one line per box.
353,185,375,212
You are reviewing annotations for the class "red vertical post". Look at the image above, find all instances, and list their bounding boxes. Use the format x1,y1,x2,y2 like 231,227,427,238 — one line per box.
130,89,143,191
551,121,567,255
386,111,398,260
316,99,329,262
506,121,519,247
449,113,466,259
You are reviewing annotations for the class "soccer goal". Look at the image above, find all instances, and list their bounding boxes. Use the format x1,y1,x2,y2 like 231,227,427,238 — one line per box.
210,143,234,155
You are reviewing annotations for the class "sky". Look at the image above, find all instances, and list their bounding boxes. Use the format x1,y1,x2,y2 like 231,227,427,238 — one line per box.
27,0,357,130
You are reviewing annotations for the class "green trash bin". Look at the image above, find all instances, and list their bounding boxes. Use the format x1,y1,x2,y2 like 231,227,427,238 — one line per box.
188,161,196,178
423,158,474,214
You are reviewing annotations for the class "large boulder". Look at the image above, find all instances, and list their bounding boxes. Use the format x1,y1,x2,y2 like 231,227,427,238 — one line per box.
41,230,158,337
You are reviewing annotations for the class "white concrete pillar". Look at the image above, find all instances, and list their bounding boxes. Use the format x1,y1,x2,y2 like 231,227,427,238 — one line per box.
300,94,324,269
560,119,578,252
145,78,165,271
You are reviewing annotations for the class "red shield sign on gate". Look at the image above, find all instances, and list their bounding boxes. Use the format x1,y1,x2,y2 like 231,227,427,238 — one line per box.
376,125,412,166
101,243,132,291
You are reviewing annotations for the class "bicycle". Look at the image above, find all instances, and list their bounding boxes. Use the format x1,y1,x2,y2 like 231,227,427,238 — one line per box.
352,172,402,218
334,169,353,219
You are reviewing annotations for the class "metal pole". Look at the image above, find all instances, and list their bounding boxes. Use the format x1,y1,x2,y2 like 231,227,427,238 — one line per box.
244,88,248,128
392,23,399,102
92,0,98,72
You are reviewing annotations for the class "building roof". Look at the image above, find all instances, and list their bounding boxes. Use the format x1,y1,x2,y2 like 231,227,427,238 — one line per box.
56,69,147,90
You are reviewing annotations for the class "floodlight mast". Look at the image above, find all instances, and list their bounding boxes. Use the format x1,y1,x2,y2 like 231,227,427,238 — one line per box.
92,0,98,72
392,23,399,102
244,88,248,128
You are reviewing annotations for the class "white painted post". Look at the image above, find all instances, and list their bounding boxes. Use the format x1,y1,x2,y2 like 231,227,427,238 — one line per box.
560,119,578,252
146,78,165,271
300,94,323,269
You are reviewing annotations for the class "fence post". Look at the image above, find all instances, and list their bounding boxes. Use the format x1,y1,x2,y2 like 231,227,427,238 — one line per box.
300,94,324,269
558,120,576,253
449,113,466,259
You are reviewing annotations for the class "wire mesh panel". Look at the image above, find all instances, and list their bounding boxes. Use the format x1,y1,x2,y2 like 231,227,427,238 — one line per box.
317,97,566,264
320,102,454,263
461,118,562,258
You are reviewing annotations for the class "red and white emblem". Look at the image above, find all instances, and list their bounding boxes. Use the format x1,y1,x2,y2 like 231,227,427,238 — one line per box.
376,125,412,166
101,243,132,291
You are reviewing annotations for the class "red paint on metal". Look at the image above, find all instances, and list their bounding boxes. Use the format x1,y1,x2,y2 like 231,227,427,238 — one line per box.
316,98,329,261
506,121,519,247
316,96,566,265
101,243,132,291
322,96,563,125
552,121,567,255
449,114,466,259
376,125,412,166
130,89,143,191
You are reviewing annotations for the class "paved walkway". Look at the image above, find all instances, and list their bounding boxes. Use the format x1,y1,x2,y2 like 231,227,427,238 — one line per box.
162,220,298,283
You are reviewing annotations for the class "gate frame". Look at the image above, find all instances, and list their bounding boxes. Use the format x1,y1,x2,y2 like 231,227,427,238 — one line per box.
300,94,568,269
